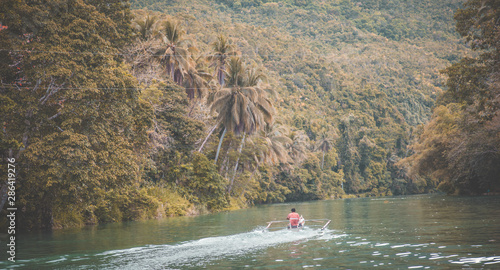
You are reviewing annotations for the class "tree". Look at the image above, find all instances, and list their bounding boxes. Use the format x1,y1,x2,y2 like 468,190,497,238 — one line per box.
157,19,193,84
210,57,274,162
405,0,500,195
134,14,159,40
316,132,334,170
195,35,239,153
209,34,238,86
183,54,213,101
210,57,275,193
0,0,154,229
187,152,228,211
449,0,499,119
286,129,310,166
261,124,292,165
337,115,362,193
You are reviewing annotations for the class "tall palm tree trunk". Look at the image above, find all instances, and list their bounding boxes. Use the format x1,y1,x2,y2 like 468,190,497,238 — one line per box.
198,121,220,153
174,69,183,85
220,142,232,175
218,62,225,86
188,100,196,116
214,127,227,163
228,132,246,194
321,151,325,170
169,62,175,80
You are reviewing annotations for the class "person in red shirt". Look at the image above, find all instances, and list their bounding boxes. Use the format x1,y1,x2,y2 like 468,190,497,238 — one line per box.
287,208,301,229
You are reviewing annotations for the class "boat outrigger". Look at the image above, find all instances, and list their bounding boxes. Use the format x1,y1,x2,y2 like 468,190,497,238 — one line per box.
264,216,331,231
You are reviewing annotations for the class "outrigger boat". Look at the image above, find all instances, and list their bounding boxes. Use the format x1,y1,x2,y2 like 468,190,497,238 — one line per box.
264,216,331,231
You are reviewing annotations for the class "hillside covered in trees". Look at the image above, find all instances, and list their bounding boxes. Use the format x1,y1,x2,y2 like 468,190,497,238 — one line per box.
2,0,492,230
399,0,500,195
126,0,471,196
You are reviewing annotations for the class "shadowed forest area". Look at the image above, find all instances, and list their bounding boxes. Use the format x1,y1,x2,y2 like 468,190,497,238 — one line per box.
1,0,498,230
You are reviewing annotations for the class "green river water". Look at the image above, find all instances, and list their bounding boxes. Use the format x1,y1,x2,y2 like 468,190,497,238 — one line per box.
1,194,499,269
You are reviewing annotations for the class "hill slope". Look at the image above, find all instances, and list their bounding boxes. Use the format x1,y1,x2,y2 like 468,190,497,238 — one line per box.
129,0,469,194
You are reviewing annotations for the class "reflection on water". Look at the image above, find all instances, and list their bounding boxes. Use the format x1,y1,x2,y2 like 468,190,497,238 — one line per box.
1,194,499,269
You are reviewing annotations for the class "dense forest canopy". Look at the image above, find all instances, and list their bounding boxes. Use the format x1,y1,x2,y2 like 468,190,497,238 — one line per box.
2,0,496,230
400,0,500,195
125,0,470,195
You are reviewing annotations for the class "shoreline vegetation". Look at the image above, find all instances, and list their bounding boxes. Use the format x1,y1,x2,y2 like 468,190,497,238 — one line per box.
1,0,498,231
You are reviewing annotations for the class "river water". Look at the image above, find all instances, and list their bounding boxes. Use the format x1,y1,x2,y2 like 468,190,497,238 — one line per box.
2,194,499,269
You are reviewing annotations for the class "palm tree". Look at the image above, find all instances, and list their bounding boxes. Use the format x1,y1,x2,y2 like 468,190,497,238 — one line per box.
198,34,238,153
211,57,274,161
209,34,238,86
210,57,275,193
184,54,212,101
261,124,292,165
157,19,192,85
134,15,159,41
287,130,310,166
316,134,333,170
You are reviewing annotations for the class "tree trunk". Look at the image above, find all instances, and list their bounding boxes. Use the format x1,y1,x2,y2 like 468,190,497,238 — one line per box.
219,141,232,175
187,100,196,116
321,151,325,170
198,122,219,153
218,67,225,86
215,127,227,163
228,133,246,195
169,62,175,81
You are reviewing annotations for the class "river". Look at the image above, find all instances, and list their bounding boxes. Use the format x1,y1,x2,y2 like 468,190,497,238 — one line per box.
1,194,499,269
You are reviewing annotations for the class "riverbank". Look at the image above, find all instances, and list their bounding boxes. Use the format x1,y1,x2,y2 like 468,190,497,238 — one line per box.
0,187,395,232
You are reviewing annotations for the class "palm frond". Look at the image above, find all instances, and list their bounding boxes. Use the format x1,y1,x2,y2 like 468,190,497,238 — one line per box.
133,15,159,40
240,86,259,102
210,92,231,114
163,19,184,44
209,57,276,140
245,66,267,86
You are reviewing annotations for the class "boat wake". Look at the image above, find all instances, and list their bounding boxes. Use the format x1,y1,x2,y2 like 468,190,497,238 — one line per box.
95,227,344,269
12,227,345,270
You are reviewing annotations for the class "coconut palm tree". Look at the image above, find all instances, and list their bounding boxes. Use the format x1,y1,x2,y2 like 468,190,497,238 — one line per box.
209,34,238,86
261,123,292,165
316,134,334,170
210,57,274,162
134,15,159,41
157,19,192,85
210,57,275,193
184,54,212,101
287,130,310,165
198,37,238,152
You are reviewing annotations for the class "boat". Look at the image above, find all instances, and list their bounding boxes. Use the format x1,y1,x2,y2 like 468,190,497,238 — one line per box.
264,216,331,231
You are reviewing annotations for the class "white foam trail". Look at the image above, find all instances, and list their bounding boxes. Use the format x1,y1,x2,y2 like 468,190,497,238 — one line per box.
450,256,500,265
92,227,342,269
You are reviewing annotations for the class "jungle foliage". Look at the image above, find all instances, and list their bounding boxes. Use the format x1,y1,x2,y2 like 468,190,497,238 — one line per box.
126,0,470,195
400,0,500,195
2,0,491,230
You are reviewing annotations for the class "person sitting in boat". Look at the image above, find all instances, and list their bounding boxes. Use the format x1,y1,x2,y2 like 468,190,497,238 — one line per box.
287,208,303,229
